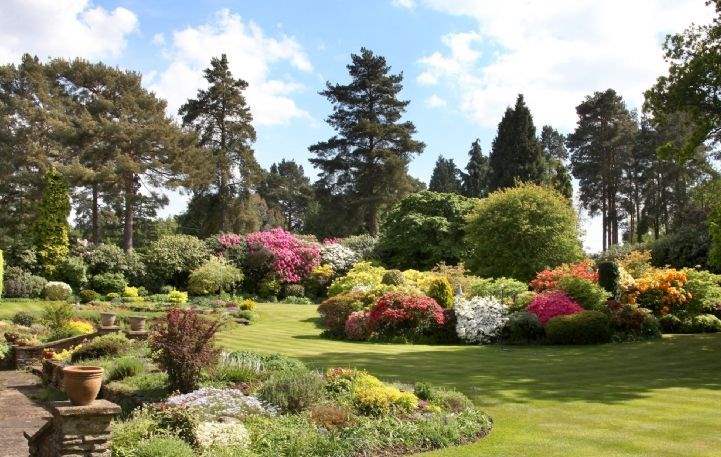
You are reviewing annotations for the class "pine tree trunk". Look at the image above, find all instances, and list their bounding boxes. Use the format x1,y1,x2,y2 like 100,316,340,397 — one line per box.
602,197,608,252
91,183,100,244
122,174,135,252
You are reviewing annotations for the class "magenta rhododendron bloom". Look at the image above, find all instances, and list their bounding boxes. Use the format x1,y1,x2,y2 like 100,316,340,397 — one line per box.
345,310,371,340
217,233,243,249
527,291,584,325
245,228,320,283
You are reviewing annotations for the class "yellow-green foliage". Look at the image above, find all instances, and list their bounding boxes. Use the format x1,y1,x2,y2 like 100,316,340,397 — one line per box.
168,289,188,304
187,257,243,296
328,262,386,296
351,372,418,416
35,169,70,276
426,276,454,308
123,286,140,298
240,299,257,311
0,249,3,297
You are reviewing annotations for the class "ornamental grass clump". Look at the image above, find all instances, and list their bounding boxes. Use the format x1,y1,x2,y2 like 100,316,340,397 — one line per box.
454,296,509,343
150,308,223,393
527,291,584,325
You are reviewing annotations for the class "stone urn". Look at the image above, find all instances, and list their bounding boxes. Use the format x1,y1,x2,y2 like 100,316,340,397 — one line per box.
128,316,146,332
63,366,103,406
100,312,117,327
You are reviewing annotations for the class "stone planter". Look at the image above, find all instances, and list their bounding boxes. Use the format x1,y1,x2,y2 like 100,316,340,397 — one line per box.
128,316,146,332
63,366,103,406
100,312,117,327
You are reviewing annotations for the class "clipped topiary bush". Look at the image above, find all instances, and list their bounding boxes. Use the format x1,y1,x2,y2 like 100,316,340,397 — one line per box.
44,281,72,301
546,310,612,345
426,276,454,308
187,257,243,296
91,272,127,295
597,260,620,294
465,183,583,282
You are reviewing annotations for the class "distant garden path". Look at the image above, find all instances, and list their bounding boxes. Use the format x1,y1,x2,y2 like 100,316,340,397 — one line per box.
0,371,49,457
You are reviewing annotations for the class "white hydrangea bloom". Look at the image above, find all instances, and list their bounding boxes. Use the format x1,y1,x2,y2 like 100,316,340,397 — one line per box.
454,296,509,343
195,420,250,449
320,243,359,273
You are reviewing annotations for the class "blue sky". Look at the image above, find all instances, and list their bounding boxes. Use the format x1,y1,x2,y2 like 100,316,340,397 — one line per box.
0,0,715,251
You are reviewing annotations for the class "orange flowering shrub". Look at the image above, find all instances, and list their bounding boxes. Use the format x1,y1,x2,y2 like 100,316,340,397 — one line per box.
618,250,652,278
624,268,691,315
530,260,598,292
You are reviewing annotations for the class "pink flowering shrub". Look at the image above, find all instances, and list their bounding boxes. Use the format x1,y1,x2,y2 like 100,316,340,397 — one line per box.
245,228,320,283
345,311,371,340
527,291,584,325
367,292,445,340
218,233,243,249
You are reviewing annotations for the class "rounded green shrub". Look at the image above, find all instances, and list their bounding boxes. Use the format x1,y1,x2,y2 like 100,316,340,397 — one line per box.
79,289,100,304
12,311,35,327
381,269,404,286
107,356,145,382
283,283,306,298
91,272,127,295
501,311,544,344
259,369,325,413
144,235,211,289
597,261,620,294
556,276,609,310
2,267,46,298
546,310,612,345
317,291,374,337
134,437,194,457
659,314,684,333
187,257,243,296
684,314,721,333
426,276,454,308
467,277,529,304
464,183,583,282
44,281,72,301
57,256,88,291
377,191,478,270
71,334,131,362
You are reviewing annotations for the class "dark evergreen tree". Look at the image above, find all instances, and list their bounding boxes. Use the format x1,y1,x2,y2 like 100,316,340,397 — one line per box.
258,159,314,231
309,48,425,235
540,126,573,199
488,94,545,191
428,155,463,194
461,139,489,197
179,54,261,232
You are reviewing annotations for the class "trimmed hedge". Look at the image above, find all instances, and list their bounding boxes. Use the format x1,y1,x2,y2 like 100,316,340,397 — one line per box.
545,310,612,345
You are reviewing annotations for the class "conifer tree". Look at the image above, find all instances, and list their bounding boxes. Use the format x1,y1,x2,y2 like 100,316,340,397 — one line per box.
488,94,545,191
258,160,314,231
309,48,425,235
429,155,463,194
540,126,573,199
461,139,489,197
35,169,70,276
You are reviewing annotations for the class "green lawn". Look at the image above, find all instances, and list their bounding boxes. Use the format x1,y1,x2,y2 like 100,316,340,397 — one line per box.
4,300,721,456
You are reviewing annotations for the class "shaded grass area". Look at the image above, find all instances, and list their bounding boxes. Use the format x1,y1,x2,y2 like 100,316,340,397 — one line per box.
218,303,721,457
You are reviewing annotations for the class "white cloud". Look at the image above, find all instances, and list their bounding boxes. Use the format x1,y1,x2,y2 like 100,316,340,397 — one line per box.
392,0,417,10
148,9,312,126
0,0,137,63
425,94,447,108
152,33,165,46
415,0,715,130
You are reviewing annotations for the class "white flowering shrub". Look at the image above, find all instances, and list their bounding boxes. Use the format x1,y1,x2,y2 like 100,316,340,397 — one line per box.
195,420,250,450
166,387,278,419
44,281,72,301
320,243,359,273
455,296,509,343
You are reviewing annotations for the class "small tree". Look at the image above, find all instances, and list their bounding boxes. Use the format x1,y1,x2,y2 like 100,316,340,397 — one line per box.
150,309,223,393
35,169,70,276
464,183,583,281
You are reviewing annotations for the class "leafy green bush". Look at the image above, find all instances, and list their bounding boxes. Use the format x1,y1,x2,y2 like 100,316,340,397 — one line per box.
426,276,454,308
71,333,131,362
659,314,684,333
91,272,127,294
651,223,712,271
597,261,620,294
607,304,661,340
167,290,188,304
467,277,528,304
84,243,146,283
259,369,326,413
501,311,545,344
381,269,404,286
283,283,305,298
339,234,378,260
2,267,46,298
79,289,100,303
144,235,211,289
684,314,721,333
11,311,35,326
134,436,194,457
546,310,612,345
107,357,145,382
41,301,74,329
556,276,609,310
187,257,243,296
44,281,72,300
683,269,721,315
317,291,374,337
377,191,478,270
464,183,583,281
258,277,281,299
56,256,88,291
281,296,313,305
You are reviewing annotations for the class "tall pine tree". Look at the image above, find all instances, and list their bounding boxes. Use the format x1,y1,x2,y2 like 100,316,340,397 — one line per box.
429,155,462,194
179,54,260,232
488,94,545,191
309,48,425,235
462,139,489,197
540,126,573,199
258,159,314,231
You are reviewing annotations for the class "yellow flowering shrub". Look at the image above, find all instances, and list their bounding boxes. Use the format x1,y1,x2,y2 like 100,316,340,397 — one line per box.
625,268,691,315
65,319,95,335
240,299,257,311
122,286,140,298
311,264,334,282
618,250,652,279
351,372,418,416
52,345,79,362
168,290,188,304
328,262,386,296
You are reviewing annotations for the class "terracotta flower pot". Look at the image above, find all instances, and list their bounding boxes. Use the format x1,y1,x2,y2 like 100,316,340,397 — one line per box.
100,312,117,327
63,366,103,406
128,316,146,332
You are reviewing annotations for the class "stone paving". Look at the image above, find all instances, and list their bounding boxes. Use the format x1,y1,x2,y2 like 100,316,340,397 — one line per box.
0,371,51,457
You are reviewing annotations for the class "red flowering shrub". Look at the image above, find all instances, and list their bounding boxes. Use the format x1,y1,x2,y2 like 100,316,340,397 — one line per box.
150,308,223,393
245,228,320,283
527,291,584,325
345,311,371,340
530,259,598,292
318,291,375,337
367,292,445,340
